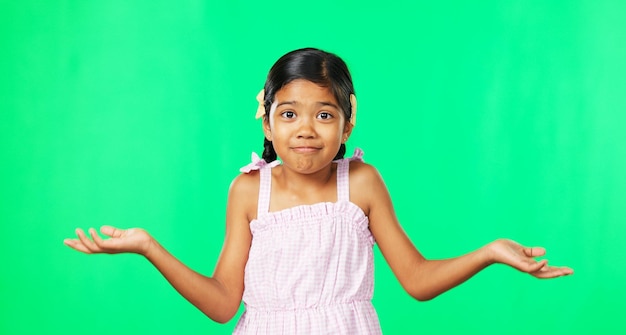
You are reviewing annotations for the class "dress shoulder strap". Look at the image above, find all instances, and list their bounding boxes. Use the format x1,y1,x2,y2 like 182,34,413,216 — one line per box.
336,148,364,203
337,159,350,202
238,152,279,217
257,166,272,217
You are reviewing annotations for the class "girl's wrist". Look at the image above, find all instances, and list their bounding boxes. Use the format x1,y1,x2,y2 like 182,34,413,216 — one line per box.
140,232,158,259
137,229,158,258
479,242,498,266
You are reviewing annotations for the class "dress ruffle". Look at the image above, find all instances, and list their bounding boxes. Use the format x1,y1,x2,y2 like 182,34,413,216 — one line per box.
251,201,374,247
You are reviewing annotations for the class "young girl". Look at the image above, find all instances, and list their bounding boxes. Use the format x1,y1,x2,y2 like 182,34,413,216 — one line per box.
64,47,573,334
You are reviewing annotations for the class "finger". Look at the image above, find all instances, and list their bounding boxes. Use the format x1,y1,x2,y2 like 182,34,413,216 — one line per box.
90,228,112,251
526,259,548,273
91,228,124,252
524,246,546,258
100,225,124,238
532,265,572,278
63,238,94,254
76,228,101,253
532,266,574,279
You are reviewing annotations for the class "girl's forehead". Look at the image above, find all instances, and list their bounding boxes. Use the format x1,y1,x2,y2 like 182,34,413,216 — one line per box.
275,79,337,103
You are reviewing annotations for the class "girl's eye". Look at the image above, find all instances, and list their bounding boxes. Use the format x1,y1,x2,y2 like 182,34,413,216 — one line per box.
317,112,333,120
281,111,295,119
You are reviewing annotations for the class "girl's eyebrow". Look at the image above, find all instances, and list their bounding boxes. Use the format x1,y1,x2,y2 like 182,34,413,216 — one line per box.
276,101,296,107
276,101,339,109
318,101,340,109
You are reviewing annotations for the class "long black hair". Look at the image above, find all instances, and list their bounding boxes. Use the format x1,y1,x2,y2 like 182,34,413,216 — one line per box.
260,48,355,162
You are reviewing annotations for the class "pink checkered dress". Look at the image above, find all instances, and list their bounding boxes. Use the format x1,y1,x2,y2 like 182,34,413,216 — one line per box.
233,149,382,334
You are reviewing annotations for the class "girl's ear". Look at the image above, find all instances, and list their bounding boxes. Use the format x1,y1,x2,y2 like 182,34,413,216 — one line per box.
342,121,353,144
263,118,272,141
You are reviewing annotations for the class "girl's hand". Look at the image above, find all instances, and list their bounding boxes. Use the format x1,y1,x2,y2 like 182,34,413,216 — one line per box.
64,226,153,256
486,239,574,278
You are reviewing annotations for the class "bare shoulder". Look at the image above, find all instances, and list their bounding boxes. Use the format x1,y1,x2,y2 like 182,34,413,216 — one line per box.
229,171,260,195
228,171,260,222
348,161,388,216
348,160,384,183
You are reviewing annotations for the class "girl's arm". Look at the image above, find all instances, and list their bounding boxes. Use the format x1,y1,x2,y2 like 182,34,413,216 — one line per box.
64,173,258,323
350,162,573,301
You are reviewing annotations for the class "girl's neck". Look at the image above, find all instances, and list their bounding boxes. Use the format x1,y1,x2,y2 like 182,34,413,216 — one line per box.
273,162,337,196
268,162,339,212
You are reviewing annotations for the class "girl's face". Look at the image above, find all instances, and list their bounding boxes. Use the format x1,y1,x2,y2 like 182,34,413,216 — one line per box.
263,79,352,174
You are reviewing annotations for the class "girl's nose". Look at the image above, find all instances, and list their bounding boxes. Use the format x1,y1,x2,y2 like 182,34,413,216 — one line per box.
296,119,316,138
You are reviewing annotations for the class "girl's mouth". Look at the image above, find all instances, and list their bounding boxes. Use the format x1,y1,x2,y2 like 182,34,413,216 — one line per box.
291,146,321,153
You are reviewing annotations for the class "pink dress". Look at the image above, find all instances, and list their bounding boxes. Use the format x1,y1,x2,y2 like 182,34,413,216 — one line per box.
233,149,382,334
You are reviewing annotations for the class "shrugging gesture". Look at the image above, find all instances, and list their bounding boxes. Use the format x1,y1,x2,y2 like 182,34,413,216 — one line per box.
64,48,573,334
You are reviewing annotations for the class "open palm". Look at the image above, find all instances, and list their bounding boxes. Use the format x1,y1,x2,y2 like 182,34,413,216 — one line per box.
64,226,152,255
488,239,573,279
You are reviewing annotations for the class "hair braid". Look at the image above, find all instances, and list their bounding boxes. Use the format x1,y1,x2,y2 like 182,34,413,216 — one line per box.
334,144,346,160
262,138,277,162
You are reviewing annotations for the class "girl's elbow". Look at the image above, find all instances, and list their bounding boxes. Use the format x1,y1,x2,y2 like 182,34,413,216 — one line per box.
204,302,240,324
410,292,436,302
208,308,237,324
405,285,438,302
213,315,234,324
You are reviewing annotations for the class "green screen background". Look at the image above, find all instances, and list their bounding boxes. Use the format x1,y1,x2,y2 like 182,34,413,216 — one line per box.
1,1,624,334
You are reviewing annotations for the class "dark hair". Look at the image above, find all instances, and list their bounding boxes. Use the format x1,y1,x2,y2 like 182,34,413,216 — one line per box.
260,48,355,162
